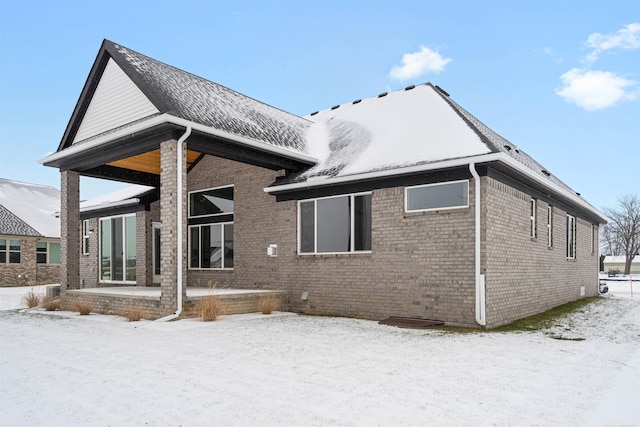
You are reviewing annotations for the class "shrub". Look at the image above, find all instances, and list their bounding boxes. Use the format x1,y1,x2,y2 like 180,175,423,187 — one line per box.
197,295,221,321
258,295,279,315
124,307,143,322
71,301,92,315
42,297,61,311
23,288,41,308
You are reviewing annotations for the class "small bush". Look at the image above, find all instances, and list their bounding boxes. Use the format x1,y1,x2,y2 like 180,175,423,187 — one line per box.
258,295,279,315
197,295,221,321
23,288,41,308
71,301,92,315
124,307,143,322
42,297,61,311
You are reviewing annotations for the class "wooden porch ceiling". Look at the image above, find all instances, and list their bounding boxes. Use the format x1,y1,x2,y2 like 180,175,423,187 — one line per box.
107,149,202,175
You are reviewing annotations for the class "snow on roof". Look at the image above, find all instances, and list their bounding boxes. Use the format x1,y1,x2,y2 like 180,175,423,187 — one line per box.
604,255,639,264
298,84,491,180
80,184,155,212
0,178,60,238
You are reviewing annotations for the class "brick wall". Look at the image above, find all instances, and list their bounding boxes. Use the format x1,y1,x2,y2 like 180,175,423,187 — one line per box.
187,155,479,326
79,218,99,287
0,236,61,286
60,171,80,290
483,176,599,327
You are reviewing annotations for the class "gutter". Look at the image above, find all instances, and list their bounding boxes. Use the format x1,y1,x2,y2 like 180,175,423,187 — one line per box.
156,126,191,322
38,113,317,167
264,152,607,223
469,163,486,326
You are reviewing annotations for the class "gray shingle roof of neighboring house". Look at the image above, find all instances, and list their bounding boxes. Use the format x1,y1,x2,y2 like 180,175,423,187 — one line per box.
0,204,41,236
0,179,60,238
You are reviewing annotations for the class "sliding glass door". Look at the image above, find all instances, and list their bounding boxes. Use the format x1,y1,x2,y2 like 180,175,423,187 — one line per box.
100,215,136,283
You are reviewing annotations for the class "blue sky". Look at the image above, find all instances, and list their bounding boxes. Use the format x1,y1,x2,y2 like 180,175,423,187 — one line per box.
0,0,638,211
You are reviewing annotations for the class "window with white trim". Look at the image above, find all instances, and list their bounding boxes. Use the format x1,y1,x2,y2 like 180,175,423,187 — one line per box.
82,220,90,255
530,198,537,238
405,180,469,212
547,206,553,247
189,223,234,269
100,214,136,282
36,241,60,264
0,239,21,263
299,193,372,254
566,214,576,259
188,186,234,270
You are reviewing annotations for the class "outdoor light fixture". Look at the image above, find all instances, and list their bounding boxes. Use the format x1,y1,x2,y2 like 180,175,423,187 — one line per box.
267,244,278,257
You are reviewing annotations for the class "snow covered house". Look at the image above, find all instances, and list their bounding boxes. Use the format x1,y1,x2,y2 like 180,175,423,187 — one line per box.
602,255,639,275
40,40,607,328
0,178,61,286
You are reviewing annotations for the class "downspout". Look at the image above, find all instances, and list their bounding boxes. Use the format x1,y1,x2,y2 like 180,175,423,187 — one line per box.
469,162,486,326
156,126,192,322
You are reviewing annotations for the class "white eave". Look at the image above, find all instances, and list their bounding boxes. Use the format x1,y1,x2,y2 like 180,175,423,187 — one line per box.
264,152,608,224
39,113,318,166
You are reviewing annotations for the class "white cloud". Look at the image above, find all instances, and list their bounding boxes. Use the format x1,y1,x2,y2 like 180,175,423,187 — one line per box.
556,68,638,110
389,46,451,81
585,22,640,63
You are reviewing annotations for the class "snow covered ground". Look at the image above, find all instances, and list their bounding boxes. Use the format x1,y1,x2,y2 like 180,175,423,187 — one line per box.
1,284,638,427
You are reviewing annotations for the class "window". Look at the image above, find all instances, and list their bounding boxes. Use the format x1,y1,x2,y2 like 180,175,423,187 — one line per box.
566,214,576,259
591,224,597,255
82,220,90,255
100,215,136,282
0,239,21,263
299,193,372,254
189,186,234,218
547,206,553,247
405,180,469,212
189,223,234,269
530,198,537,238
36,241,61,264
188,185,235,270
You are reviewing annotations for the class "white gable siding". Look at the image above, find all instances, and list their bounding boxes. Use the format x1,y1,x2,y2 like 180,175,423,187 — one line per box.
73,58,159,144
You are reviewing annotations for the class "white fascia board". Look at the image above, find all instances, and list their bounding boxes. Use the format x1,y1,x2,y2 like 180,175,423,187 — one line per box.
80,198,140,213
264,152,608,223
39,114,318,166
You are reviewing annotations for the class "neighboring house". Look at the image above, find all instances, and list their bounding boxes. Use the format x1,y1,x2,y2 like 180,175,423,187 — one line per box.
40,40,607,328
0,178,61,286
602,255,639,275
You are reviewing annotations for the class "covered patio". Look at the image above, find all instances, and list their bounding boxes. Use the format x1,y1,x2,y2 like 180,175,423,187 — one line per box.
40,40,314,319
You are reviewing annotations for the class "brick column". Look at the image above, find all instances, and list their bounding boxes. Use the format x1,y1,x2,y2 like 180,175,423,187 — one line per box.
60,170,80,289
135,211,149,287
159,139,187,312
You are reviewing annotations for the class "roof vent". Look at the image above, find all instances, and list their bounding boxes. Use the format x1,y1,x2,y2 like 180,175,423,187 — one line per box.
404,85,416,90
331,105,340,110
378,92,388,98
435,85,450,96
541,169,551,177
310,111,319,116
504,145,512,151
352,99,362,104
